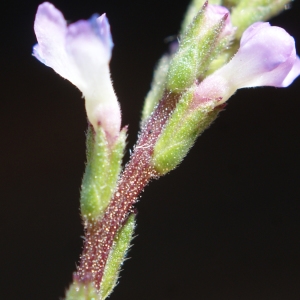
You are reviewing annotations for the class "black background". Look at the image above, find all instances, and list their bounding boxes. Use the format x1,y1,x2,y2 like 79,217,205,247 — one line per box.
1,0,300,299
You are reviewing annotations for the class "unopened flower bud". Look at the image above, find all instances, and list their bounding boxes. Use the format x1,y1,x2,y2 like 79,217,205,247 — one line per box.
167,3,235,92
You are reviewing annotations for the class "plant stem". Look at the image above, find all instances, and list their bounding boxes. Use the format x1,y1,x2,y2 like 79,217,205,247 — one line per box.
74,91,180,290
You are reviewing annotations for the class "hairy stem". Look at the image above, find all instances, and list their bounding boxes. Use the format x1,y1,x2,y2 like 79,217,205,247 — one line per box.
75,91,180,290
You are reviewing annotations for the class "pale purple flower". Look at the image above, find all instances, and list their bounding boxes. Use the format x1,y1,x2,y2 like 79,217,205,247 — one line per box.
195,22,300,105
33,2,121,142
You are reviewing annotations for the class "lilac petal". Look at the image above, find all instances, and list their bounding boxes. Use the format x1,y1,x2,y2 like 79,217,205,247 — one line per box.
33,2,82,85
282,56,300,87
33,2,66,58
97,14,114,57
32,44,45,64
66,18,114,98
219,23,297,88
240,22,270,46
66,17,120,132
195,22,300,106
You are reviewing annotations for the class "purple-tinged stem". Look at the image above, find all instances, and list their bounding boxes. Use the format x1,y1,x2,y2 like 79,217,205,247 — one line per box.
75,91,180,290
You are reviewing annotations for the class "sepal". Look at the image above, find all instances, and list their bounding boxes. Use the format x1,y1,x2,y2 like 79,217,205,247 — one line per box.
180,0,222,35
99,213,135,299
231,0,291,38
152,86,222,175
141,55,172,124
65,281,99,300
167,3,233,92
80,125,127,221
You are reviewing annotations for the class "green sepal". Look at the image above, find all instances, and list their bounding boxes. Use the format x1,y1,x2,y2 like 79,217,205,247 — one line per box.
141,54,172,124
106,129,127,202
181,0,222,35
100,214,135,300
167,5,227,92
222,0,243,8
65,281,99,300
231,0,290,39
152,87,222,175
80,126,127,221
180,0,237,79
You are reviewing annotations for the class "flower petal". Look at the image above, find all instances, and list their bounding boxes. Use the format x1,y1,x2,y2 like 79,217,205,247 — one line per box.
33,2,121,142
33,2,81,84
225,23,297,88
239,22,269,46
282,56,300,87
194,22,300,106
66,15,113,98
97,14,114,59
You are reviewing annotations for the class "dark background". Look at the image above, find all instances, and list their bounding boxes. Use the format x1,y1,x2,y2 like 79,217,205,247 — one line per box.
1,0,300,299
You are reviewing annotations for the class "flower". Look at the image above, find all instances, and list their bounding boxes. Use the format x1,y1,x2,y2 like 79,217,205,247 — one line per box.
194,22,300,105
33,2,121,142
